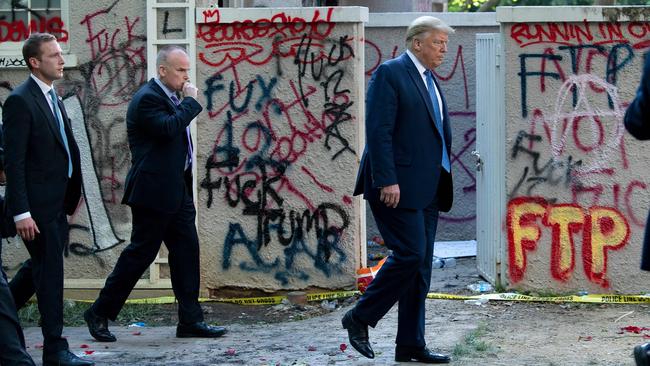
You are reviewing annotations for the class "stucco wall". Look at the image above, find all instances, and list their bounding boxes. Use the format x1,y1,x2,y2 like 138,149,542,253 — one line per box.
500,6,650,292
365,13,498,242
194,7,367,290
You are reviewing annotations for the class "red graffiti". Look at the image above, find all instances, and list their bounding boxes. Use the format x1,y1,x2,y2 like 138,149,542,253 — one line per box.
507,196,630,288
511,20,650,48
198,8,335,43
80,8,146,107
0,16,68,43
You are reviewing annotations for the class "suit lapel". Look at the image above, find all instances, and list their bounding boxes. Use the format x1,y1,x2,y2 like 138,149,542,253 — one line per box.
400,53,439,131
150,78,177,110
27,78,65,149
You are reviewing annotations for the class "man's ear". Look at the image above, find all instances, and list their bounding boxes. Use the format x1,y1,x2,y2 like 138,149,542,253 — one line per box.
28,57,39,70
412,39,420,52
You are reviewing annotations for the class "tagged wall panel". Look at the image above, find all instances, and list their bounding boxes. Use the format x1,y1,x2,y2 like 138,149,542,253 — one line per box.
499,6,650,292
195,7,367,290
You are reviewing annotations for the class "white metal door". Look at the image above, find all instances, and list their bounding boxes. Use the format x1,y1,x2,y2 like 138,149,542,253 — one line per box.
475,33,506,287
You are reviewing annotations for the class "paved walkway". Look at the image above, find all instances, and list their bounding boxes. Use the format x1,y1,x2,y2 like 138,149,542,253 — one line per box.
22,301,474,365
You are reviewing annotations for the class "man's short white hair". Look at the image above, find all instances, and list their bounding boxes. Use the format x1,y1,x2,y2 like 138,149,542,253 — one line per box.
405,16,455,50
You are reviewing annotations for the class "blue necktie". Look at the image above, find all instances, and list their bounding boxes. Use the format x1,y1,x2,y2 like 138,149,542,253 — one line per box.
170,94,193,170
424,70,450,173
49,88,72,178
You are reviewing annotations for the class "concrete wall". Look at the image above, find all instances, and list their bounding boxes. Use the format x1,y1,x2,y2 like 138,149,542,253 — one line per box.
499,6,650,292
365,13,498,242
194,7,367,290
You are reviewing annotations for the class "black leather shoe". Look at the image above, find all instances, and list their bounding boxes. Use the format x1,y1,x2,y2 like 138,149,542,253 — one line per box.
43,350,94,366
634,343,650,366
83,307,116,342
176,321,227,338
341,309,374,359
395,346,451,363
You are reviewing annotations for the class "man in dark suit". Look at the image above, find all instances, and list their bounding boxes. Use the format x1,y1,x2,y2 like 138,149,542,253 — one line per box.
0,127,35,366
84,45,226,342
624,53,650,366
343,16,454,364
2,33,91,366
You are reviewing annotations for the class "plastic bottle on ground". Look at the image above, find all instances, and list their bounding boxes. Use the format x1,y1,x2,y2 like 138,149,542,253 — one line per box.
464,298,489,306
432,257,456,269
467,282,493,293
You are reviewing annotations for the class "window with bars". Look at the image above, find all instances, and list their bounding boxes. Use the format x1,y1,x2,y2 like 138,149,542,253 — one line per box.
0,0,69,52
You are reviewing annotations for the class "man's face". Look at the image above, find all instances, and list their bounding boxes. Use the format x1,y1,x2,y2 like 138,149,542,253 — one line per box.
413,29,448,70
30,40,64,85
159,50,190,92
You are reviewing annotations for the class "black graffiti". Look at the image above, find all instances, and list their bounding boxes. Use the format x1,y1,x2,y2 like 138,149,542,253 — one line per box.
162,10,183,35
0,57,26,68
222,203,349,285
294,34,356,160
200,111,241,208
509,130,583,199
518,53,563,118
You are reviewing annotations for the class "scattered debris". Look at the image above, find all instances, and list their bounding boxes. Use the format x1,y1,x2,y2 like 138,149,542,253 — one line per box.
307,345,317,351
320,300,337,311
615,311,634,323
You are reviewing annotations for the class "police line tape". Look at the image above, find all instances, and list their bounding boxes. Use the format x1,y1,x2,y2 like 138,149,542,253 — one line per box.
97,291,650,306
427,292,650,304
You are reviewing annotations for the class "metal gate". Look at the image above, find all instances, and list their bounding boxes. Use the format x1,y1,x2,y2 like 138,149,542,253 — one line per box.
474,33,506,287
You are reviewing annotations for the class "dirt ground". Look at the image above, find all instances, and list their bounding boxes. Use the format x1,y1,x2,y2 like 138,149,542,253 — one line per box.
18,256,650,365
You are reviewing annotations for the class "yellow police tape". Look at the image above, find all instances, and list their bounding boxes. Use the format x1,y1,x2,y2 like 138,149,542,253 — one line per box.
427,292,650,304
105,291,650,306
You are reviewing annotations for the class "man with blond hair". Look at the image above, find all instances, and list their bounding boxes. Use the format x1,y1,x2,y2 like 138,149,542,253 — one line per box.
344,16,455,364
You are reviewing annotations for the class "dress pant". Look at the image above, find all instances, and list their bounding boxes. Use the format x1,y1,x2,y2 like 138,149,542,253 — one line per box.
22,213,69,355
354,197,439,348
92,187,203,324
0,246,35,366
9,259,36,310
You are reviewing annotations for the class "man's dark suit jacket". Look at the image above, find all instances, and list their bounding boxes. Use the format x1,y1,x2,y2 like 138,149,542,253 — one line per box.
624,53,650,271
122,79,201,213
2,77,81,224
354,53,453,211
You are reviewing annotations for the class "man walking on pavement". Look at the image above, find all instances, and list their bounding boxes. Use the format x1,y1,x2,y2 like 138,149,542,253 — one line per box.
84,45,227,342
343,16,455,364
2,32,90,366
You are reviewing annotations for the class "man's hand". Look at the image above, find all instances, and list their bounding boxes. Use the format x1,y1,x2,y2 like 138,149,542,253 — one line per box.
16,217,39,242
380,184,400,208
182,82,199,99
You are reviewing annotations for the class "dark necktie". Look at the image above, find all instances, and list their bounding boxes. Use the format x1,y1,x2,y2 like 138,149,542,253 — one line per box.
170,94,193,170
48,88,73,177
424,70,450,173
